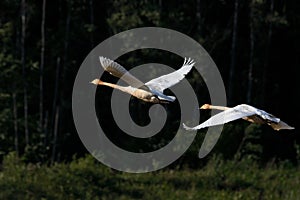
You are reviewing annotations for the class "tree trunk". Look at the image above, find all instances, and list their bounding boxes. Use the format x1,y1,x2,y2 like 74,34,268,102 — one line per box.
89,0,94,48
63,2,71,71
43,110,49,149
158,0,162,12
21,0,29,146
39,0,46,132
60,0,71,108
196,0,202,35
228,0,239,105
12,90,19,156
51,105,60,164
51,57,60,140
247,0,255,103
261,0,274,106
58,2,71,150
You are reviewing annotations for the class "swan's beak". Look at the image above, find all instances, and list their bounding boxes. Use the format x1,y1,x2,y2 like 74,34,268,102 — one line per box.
200,104,210,109
90,79,99,85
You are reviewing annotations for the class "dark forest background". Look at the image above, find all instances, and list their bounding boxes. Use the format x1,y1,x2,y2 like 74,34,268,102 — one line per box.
0,0,299,199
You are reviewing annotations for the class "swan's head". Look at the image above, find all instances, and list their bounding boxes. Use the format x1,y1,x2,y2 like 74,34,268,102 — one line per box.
200,104,211,109
90,79,101,85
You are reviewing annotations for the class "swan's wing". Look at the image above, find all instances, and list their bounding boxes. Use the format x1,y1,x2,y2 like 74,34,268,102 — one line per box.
233,104,280,123
251,105,294,130
253,107,280,123
145,57,195,92
269,120,295,131
99,57,146,89
149,89,176,102
247,105,294,130
183,105,256,131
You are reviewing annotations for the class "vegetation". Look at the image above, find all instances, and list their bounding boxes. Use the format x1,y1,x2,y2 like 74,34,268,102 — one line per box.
1,153,300,199
0,0,299,198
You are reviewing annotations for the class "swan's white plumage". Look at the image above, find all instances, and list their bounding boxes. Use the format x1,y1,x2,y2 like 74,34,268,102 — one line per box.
96,56,195,103
183,104,294,131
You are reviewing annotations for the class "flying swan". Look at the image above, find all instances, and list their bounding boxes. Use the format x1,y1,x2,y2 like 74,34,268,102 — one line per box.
91,57,195,103
183,104,294,131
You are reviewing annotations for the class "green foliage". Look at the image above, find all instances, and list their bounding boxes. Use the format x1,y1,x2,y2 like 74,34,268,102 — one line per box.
0,1,298,198
0,0,299,170
1,154,300,199
107,0,161,33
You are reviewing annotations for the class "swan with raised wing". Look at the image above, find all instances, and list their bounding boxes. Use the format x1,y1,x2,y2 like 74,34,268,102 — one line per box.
91,57,195,103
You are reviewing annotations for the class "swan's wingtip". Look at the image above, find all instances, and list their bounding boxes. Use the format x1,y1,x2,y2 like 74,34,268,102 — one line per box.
99,56,105,65
182,57,196,68
275,125,295,131
99,56,105,61
183,123,193,131
183,123,188,129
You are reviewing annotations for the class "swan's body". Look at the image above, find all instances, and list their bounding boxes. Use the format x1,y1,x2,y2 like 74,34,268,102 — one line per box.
183,104,294,131
91,57,195,103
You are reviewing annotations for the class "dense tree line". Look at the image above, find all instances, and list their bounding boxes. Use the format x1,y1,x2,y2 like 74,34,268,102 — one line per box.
0,0,299,166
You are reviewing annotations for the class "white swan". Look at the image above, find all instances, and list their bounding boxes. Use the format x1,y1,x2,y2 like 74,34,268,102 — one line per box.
91,57,195,103
183,104,294,131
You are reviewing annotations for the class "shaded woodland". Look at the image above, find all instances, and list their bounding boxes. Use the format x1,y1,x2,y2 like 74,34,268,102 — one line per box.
0,0,299,183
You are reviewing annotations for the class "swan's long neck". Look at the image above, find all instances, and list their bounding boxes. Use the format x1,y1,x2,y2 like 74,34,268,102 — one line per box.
98,80,155,101
208,105,230,111
98,81,134,95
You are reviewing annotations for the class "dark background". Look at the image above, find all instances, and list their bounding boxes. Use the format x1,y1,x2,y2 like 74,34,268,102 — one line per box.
0,0,299,176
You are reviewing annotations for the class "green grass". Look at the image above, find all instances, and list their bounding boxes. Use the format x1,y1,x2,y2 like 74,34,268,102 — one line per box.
0,153,299,200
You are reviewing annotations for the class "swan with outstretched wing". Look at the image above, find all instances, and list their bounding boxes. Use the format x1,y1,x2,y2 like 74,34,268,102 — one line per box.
91,57,195,103
183,104,294,131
